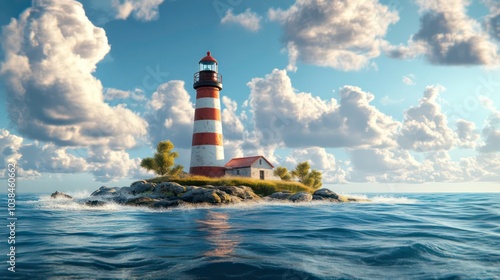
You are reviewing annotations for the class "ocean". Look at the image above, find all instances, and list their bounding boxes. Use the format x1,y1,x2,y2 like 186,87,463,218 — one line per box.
1,192,499,279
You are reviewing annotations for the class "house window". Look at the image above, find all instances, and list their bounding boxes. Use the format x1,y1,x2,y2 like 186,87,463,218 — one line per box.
259,159,262,165
236,169,240,175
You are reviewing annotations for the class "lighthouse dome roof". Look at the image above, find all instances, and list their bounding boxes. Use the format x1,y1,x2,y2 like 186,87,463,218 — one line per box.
199,51,218,64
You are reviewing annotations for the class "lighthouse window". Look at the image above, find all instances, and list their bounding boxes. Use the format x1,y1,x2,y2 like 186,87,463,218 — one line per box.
200,62,217,72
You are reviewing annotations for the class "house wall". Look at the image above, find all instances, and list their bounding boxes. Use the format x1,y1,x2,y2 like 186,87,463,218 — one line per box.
225,167,251,177
250,168,275,180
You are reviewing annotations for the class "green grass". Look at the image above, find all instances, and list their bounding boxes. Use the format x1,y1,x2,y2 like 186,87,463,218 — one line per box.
146,175,314,196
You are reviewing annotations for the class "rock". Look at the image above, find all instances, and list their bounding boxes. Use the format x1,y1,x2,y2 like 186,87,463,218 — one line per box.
312,195,329,201
91,186,120,196
153,199,187,209
131,180,147,187
289,192,313,202
214,185,261,200
268,192,293,200
85,200,106,207
180,188,232,204
50,191,73,199
125,197,159,207
313,188,340,200
155,182,186,198
129,181,155,195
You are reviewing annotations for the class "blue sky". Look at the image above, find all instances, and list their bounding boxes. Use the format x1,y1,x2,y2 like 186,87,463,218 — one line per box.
0,0,499,193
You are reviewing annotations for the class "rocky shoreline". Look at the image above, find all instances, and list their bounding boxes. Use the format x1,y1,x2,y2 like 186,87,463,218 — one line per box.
50,180,367,208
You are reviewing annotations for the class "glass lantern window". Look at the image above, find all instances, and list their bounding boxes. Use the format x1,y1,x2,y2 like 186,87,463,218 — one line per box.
200,62,217,72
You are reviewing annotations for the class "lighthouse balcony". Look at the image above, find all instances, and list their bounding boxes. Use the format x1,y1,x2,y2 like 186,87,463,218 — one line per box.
194,71,223,90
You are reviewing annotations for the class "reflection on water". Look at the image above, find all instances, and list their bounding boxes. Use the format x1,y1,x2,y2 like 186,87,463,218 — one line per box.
197,211,239,258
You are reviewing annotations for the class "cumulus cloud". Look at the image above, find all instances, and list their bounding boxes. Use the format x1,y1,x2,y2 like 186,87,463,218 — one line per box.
388,0,500,65
221,8,261,32
0,129,23,170
221,96,245,140
479,110,500,153
284,147,348,183
455,119,479,148
484,0,500,41
80,0,164,23
144,81,194,149
248,69,400,148
268,0,399,71
0,0,147,149
104,88,147,102
397,85,455,151
19,143,89,174
87,146,152,182
0,129,90,179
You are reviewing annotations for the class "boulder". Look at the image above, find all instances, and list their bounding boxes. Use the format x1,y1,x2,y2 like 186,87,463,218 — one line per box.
214,185,261,200
313,188,340,200
50,191,73,199
180,188,232,204
129,181,155,195
91,186,120,196
85,200,106,207
268,192,293,200
154,182,186,198
289,192,313,202
125,197,159,207
153,199,187,209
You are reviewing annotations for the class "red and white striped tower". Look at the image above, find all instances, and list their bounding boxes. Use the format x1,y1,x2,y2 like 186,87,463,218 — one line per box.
190,51,225,177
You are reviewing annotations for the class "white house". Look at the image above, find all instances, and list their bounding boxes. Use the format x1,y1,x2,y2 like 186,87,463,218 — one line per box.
224,156,276,180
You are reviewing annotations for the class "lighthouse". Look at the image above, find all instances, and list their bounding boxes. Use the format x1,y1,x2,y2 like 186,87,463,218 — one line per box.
189,51,225,177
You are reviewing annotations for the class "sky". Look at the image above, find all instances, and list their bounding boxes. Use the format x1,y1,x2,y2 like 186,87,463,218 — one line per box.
0,0,499,193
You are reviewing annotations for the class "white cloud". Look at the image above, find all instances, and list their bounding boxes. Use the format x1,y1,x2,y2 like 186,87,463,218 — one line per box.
0,0,147,149
479,110,500,153
0,129,23,170
221,96,245,140
388,0,500,65
87,146,150,182
402,74,416,85
397,85,455,151
19,143,89,174
284,147,348,183
144,81,194,148
104,88,147,102
483,0,500,41
286,42,299,72
81,0,164,22
0,129,89,179
269,0,399,71
248,69,400,148
455,119,479,148
221,8,261,32
284,147,336,170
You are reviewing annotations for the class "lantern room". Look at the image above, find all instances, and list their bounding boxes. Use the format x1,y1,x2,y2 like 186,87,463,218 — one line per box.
199,51,218,72
194,51,222,90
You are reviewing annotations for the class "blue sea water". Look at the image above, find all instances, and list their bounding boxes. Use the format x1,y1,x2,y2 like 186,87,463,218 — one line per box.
1,192,499,279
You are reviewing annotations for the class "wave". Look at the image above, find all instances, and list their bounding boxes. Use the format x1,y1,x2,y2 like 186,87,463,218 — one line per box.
342,193,418,204
30,192,418,213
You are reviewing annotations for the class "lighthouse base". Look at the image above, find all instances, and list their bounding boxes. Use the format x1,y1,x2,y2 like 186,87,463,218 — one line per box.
190,166,226,177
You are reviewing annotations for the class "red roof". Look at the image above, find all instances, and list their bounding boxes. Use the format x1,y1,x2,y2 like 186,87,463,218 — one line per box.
199,51,218,64
225,156,274,168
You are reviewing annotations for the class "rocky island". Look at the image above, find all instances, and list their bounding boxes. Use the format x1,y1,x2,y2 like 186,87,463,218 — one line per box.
50,180,367,208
